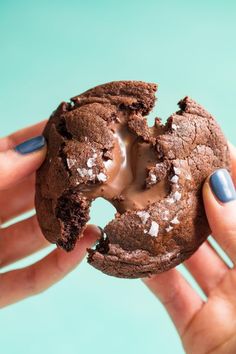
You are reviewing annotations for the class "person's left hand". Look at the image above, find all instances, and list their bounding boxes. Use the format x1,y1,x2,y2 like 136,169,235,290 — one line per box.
0,120,100,308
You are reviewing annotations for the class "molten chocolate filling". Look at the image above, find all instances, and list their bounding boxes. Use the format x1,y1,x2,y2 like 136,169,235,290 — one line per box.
79,119,169,213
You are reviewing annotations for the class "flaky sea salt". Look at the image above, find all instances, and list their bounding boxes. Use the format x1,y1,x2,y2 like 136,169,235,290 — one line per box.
172,124,178,130
170,175,179,184
87,153,98,168
67,158,76,169
77,168,94,179
87,169,93,177
162,210,169,220
137,211,150,224
171,216,180,224
97,172,107,182
148,221,159,237
173,167,181,175
166,191,181,204
173,191,181,201
167,197,175,204
150,173,157,184
165,225,173,232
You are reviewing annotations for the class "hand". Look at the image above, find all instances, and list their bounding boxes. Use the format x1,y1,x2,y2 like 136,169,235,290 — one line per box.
144,143,236,354
0,121,100,308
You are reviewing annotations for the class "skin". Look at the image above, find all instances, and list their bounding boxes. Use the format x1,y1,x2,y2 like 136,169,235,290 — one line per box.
144,143,236,353
0,120,101,308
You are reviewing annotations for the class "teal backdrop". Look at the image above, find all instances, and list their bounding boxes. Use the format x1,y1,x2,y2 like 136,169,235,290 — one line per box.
0,1,235,353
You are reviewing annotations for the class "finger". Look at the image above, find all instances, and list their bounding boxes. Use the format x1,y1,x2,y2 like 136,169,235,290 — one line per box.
0,215,49,268
0,135,46,190
0,174,36,224
0,120,47,152
143,269,203,337
184,241,228,295
203,168,236,263
228,141,236,182
0,225,101,308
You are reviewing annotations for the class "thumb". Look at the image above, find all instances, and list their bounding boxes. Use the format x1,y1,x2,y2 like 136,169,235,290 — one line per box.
0,135,47,190
203,168,236,262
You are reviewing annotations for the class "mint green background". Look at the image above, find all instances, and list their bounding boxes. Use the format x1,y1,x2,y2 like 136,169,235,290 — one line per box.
0,1,235,354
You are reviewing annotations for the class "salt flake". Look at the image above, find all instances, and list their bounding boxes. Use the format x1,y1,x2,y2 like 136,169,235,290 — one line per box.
77,168,94,179
148,221,159,237
87,169,93,177
137,211,150,224
167,197,175,204
173,191,181,201
171,216,180,224
67,158,76,169
170,175,179,184
174,167,181,175
97,172,107,182
87,153,98,168
150,173,157,184
162,210,169,221
165,225,173,232
172,124,178,130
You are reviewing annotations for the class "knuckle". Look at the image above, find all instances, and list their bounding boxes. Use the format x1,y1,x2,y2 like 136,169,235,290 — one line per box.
29,216,40,240
54,250,66,274
24,266,41,296
161,282,181,306
0,154,14,190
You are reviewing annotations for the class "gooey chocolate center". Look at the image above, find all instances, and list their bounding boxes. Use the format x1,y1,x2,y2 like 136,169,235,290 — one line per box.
80,119,169,213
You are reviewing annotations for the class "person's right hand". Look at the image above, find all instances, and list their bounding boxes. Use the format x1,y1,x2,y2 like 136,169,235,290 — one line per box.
144,143,236,354
0,120,101,308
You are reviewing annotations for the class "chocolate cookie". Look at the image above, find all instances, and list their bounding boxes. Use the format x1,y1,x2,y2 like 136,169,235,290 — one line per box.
35,81,229,278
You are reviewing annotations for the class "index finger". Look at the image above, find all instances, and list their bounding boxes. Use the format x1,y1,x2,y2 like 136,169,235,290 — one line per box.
0,120,48,190
228,141,236,182
0,119,47,152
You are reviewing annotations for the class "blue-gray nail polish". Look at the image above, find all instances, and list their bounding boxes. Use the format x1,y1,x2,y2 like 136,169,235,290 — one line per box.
210,169,236,203
14,135,46,155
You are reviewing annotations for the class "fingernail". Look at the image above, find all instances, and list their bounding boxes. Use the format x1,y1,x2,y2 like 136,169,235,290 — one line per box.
84,225,103,237
14,135,46,155
98,226,104,236
210,169,236,203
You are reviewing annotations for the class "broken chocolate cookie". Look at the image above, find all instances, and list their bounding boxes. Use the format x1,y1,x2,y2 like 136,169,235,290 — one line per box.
35,81,230,278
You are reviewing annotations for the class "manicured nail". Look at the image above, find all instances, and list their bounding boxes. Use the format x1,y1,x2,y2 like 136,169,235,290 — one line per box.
210,169,236,203
98,226,104,236
14,136,46,155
